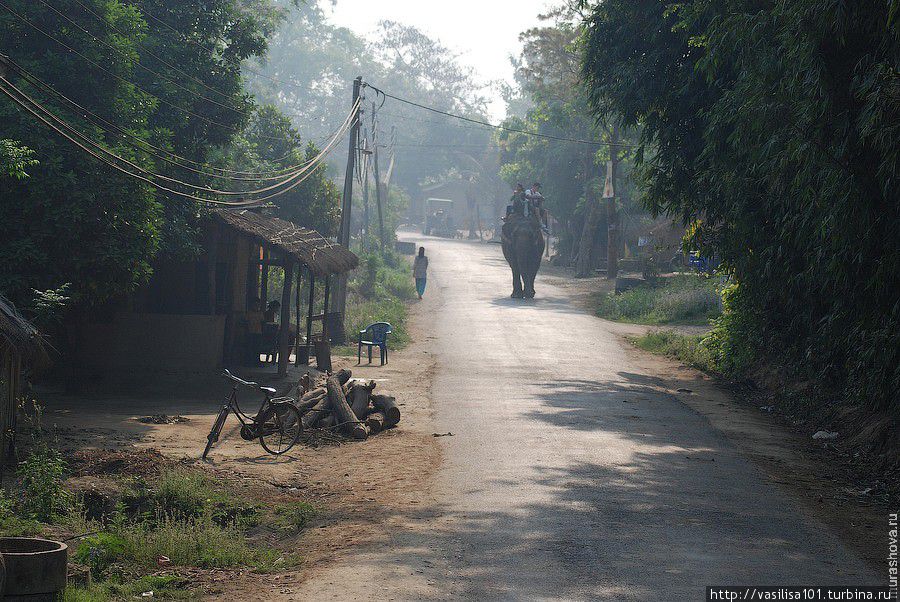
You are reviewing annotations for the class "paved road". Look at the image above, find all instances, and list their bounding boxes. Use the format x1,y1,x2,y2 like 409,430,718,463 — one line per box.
296,235,876,601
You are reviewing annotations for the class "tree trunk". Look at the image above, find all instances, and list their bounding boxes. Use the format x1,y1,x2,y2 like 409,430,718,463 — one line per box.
575,188,601,278
365,411,385,434
327,376,367,439
301,398,329,429
371,394,400,428
348,380,375,419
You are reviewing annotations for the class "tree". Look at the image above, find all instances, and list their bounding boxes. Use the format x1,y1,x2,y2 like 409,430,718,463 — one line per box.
581,0,900,414
497,7,639,267
0,0,277,306
222,104,341,235
249,2,497,203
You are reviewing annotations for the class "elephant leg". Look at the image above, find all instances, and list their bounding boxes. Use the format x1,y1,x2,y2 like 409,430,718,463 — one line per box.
524,273,536,298
510,265,524,298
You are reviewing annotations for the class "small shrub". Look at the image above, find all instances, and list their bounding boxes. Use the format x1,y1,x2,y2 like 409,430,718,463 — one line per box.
17,445,71,521
0,487,41,536
632,330,718,373
75,532,127,578
272,501,317,532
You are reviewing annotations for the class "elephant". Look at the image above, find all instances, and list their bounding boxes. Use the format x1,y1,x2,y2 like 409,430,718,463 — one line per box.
501,214,545,298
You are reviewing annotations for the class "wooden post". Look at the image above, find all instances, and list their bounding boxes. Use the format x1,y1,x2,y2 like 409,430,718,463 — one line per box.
259,247,269,304
277,259,294,377
305,272,315,365
294,264,302,366
371,102,386,250
331,76,362,331
606,126,620,280
322,275,331,340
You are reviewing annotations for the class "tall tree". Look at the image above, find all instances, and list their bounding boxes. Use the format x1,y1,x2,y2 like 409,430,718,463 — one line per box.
581,0,900,413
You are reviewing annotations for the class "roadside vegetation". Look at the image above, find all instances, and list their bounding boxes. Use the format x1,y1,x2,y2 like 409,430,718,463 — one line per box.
582,2,898,447
344,249,416,348
596,275,722,325
1,434,316,601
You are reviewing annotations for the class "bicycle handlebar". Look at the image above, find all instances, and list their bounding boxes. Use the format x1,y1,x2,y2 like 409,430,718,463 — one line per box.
222,369,258,388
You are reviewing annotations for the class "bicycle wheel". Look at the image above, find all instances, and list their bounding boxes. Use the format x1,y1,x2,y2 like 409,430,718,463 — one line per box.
258,402,302,455
202,406,230,459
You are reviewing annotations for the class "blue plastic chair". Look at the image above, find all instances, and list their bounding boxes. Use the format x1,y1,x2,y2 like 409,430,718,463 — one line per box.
358,322,393,365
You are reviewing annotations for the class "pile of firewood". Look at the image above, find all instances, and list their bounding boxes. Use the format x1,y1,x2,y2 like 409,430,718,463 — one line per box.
294,368,399,440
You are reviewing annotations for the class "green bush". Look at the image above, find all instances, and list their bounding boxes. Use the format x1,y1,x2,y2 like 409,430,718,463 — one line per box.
17,446,71,521
345,249,415,347
75,532,127,578
597,275,723,325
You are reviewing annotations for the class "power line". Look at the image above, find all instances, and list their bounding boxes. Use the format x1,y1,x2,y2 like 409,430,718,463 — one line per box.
0,74,353,204
364,83,634,148
0,1,290,142
0,76,259,205
2,56,339,181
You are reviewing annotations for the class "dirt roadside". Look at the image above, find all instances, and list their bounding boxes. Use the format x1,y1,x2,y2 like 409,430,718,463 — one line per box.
38,290,443,598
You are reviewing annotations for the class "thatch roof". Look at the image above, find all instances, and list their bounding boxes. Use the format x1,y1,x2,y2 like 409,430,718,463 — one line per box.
214,210,358,277
0,295,47,362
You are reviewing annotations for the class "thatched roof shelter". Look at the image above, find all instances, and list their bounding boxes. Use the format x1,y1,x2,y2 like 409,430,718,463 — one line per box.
213,210,358,277
0,295,46,363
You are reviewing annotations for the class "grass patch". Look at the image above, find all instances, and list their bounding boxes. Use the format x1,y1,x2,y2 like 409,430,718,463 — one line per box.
63,575,192,601
597,275,723,325
3,452,315,596
631,330,719,373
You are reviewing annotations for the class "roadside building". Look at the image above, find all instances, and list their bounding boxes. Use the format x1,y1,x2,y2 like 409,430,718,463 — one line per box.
75,209,357,378
0,295,47,472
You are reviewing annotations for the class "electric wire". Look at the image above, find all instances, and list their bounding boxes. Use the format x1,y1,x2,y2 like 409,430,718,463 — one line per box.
365,83,634,148
1,72,356,196
3,56,355,181
0,76,261,206
0,75,354,204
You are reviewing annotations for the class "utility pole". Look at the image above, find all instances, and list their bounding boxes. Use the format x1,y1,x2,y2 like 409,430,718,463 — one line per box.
605,125,620,280
331,76,362,343
360,127,371,252
371,101,386,251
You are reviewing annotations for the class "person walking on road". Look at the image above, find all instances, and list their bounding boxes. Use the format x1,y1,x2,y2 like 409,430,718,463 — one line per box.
413,246,429,299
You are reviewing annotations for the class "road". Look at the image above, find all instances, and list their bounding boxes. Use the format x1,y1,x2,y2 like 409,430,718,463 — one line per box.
294,234,877,600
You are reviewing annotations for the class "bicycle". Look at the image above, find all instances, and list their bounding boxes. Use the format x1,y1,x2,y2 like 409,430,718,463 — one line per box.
202,370,302,459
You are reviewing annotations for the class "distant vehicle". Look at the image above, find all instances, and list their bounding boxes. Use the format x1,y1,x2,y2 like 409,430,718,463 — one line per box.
423,198,456,237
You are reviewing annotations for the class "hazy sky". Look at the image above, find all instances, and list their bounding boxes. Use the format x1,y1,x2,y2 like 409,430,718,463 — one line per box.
326,0,552,119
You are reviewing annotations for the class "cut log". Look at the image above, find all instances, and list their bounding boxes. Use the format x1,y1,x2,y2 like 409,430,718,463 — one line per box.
299,373,311,396
335,368,352,385
300,386,326,402
326,376,367,439
296,394,326,415
348,380,376,419
301,398,329,429
365,411,385,434
371,394,400,428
